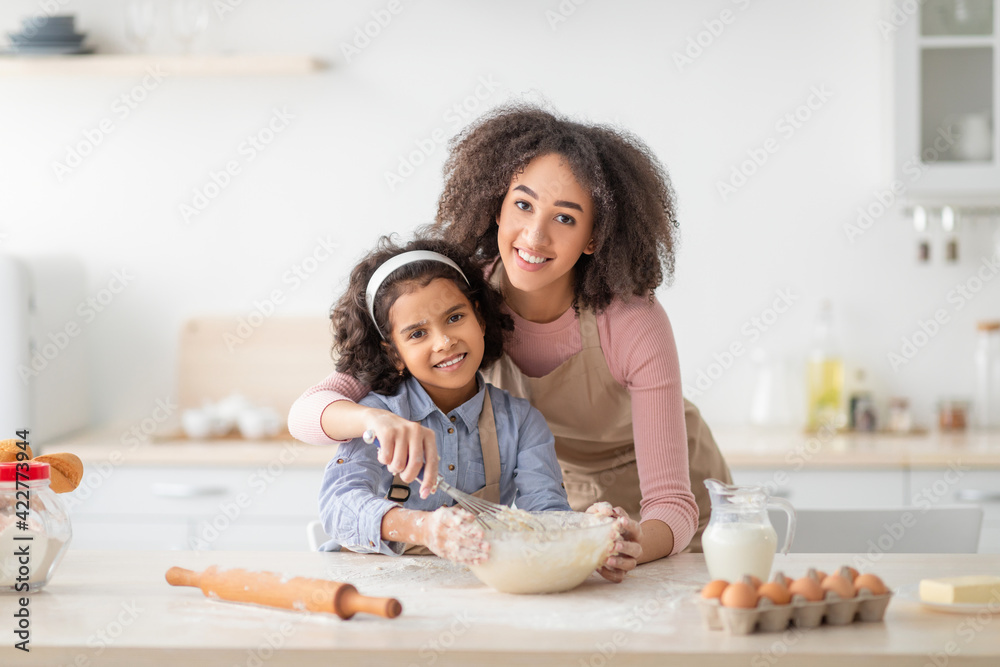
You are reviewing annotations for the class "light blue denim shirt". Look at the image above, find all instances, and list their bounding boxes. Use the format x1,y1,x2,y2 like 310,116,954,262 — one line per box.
318,372,570,555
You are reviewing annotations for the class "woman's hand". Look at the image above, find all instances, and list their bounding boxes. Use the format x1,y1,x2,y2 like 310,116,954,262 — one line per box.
364,409,440,499
586,502,643,583
422,506,490,565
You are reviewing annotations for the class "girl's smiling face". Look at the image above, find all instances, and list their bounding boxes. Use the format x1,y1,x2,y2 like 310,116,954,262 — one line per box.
496,153,596,301
387,278,486,413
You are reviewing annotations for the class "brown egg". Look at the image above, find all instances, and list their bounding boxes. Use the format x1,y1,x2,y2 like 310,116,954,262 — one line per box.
720,581,759,608
758,581,792,605
821,574,857,599
840,566,859,582
788,576,824,602
813,570,828,582
745,575,762,589
854,573,888,596
701,580,729,599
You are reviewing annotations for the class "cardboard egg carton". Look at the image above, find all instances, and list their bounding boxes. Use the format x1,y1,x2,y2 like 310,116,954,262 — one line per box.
694,570,893,635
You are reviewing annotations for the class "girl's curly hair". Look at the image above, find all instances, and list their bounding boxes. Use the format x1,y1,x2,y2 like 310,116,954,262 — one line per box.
434,103,679,312
331,237,512,396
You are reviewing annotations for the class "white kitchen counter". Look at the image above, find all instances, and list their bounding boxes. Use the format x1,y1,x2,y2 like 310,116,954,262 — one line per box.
2,549,999,666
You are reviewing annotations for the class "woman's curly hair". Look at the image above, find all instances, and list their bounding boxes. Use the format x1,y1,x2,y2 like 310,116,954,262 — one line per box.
434,103,679,312
331,237,513,396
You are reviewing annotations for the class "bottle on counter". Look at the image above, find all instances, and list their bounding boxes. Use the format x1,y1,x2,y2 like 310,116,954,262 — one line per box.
938,398,971,432
887,397,912,433
806,300,844,431
974,321,1000,428
848,368,877,432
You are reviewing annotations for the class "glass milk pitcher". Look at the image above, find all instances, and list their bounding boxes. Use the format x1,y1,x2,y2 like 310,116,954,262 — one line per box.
702,479,796,582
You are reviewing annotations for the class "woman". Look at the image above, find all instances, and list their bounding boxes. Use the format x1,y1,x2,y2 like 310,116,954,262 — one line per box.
289,105,731,581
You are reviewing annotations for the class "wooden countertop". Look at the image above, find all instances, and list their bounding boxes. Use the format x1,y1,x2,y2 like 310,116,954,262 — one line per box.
712,426,1000,469
42,425,1000,469
4,550,999,666
38,428,335,467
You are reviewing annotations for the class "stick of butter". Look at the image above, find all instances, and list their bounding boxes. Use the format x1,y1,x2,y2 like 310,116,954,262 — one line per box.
919,576,1000,604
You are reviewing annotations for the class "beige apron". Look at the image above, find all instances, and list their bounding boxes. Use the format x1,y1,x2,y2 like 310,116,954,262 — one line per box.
391,390,502,555
482,268,731,552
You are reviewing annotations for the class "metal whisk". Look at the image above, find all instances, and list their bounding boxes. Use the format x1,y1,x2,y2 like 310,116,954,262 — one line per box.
432,475,545,532
363,430,544,531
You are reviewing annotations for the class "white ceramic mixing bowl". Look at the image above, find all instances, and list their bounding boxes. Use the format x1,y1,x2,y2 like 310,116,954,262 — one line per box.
468,511,615,594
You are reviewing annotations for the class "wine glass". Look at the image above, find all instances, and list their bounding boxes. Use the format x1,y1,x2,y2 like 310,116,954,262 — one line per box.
172,0,209,54
124,0,157,54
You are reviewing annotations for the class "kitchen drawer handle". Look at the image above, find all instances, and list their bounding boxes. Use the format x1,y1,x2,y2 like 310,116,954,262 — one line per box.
152,483,230,499
954,489,1000,503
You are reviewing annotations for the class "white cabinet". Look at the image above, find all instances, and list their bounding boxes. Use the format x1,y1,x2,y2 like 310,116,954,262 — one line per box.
731,466,1000,553
70,518,191,551
62,465,326,551
910,469,1000,553
894,0,1000,202
729,469,907,508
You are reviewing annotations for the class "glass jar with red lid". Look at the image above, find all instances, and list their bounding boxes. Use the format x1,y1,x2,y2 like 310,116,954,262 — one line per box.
0,460,72,593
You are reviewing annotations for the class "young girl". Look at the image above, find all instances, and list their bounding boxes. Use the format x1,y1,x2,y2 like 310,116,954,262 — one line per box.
316,237,571,563
291,105,731,580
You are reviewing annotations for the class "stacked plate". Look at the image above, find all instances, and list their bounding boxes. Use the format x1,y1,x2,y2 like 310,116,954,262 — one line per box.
7,15,93,55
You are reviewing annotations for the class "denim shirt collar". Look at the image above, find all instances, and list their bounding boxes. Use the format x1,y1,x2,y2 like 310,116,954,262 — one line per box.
403,372,485,431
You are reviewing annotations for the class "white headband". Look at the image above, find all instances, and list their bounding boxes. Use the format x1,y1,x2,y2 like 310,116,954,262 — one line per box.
365,250,470,339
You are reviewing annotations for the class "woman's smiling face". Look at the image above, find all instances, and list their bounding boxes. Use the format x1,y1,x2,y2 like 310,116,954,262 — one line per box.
496,153,595,299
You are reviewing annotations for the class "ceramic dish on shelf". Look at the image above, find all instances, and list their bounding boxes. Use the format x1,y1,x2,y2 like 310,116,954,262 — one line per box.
4,46,94,56
9,31,85,42
7,14,89,56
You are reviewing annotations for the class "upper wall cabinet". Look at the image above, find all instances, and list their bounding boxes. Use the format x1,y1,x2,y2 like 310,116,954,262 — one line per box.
895,0,1000,205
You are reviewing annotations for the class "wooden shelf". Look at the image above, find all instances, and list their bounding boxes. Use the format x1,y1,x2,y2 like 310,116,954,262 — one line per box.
918,35,996,49
0,53,325,76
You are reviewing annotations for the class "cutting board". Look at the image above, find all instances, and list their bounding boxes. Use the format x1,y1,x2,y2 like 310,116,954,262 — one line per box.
175,316,334,423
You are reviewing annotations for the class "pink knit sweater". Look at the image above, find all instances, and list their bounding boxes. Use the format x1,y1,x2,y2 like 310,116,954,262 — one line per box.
288,297,699,554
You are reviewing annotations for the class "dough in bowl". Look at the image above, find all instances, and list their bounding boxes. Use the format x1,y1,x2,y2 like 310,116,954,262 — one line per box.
468,511,615,594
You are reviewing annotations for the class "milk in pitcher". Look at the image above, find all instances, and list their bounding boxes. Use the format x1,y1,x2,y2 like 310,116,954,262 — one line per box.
702,521,778,582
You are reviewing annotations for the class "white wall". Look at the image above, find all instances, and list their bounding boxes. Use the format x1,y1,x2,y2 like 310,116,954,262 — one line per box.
2,0,998,429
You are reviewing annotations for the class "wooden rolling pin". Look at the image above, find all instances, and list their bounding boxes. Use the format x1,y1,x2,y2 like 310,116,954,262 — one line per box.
165,566,402,620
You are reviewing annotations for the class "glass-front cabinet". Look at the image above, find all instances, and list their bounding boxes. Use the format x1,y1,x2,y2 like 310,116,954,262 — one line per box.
895,0,1000,202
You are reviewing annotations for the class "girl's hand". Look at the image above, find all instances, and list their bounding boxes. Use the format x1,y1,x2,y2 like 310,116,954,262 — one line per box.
586,502,643,583
422,506,490,565
365,409,440,499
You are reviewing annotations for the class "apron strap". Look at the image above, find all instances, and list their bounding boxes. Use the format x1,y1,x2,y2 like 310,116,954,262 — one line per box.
579,307,601,350
387,387,502,502
479,389,501,489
